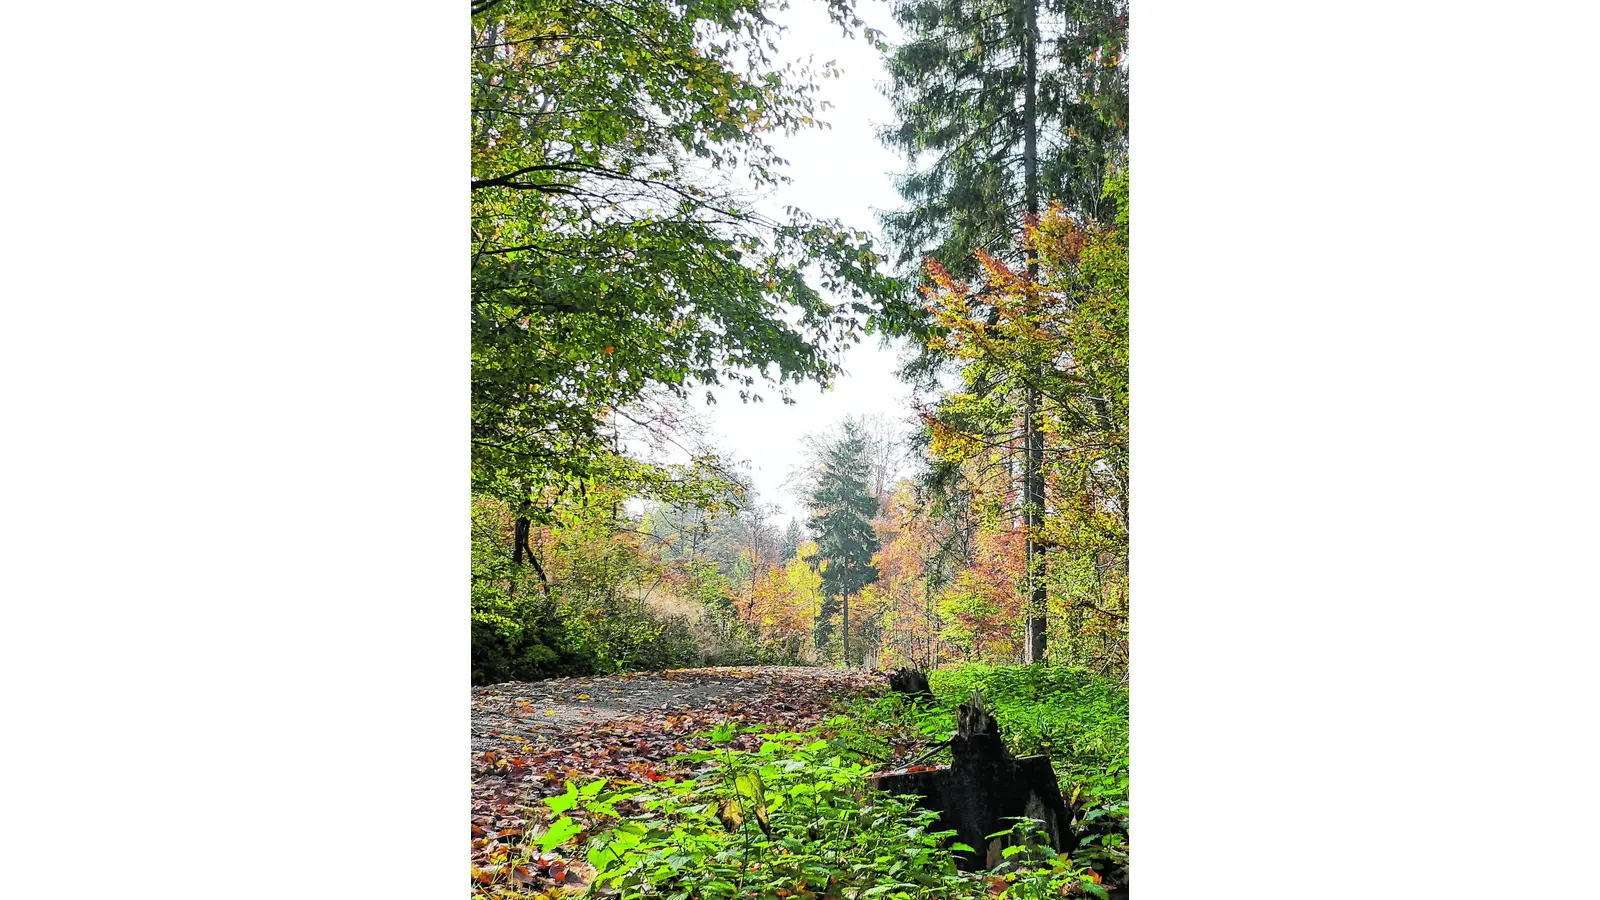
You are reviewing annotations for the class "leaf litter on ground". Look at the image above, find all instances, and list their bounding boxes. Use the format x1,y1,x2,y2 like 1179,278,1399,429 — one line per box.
470,665,883,896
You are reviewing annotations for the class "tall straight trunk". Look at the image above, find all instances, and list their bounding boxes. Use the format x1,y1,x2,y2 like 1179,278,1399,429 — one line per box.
1023,392,1046,662
1021,0,1048,664
842,584,850,667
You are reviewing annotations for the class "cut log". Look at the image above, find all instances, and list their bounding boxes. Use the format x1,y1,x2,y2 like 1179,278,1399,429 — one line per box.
887,667,933,699
868,691,1072,871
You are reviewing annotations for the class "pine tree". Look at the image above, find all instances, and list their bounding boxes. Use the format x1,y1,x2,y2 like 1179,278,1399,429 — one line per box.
804,420,882,666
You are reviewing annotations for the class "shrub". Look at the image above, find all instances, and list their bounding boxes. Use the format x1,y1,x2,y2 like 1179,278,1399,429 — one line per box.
530,724,1100,900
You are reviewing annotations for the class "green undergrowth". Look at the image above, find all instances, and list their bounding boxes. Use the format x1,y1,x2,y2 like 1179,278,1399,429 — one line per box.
481,665,1126,898
494,720,1109,899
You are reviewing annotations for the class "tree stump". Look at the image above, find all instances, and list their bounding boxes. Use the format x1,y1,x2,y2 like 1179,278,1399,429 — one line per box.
867,691,1072,871
887,667,933,699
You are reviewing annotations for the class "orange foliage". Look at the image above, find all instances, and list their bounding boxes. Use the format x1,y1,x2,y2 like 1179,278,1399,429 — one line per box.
935,526,1026,663
744,566,812,638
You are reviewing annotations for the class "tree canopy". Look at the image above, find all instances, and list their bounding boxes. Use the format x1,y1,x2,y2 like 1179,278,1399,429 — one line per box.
468,0,1130,683
879,0,1127,279
472,0,901,515
922,173,1129,669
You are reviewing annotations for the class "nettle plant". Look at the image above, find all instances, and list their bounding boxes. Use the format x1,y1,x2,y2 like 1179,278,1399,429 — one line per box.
544,723,1097,900
568,726,964,899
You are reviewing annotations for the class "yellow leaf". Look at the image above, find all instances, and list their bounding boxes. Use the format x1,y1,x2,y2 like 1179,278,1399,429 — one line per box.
718,797,744,830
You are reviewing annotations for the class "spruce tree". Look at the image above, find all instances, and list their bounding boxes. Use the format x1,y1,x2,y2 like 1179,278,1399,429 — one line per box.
879,0,1126,663
880,0,1128,278
805,420,881,665
779,519,804,561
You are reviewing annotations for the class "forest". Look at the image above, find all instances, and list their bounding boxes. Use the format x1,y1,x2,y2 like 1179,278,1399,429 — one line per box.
471,0,1129,894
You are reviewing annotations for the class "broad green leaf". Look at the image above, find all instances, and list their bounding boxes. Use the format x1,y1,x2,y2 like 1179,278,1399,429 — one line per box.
537,816,582,852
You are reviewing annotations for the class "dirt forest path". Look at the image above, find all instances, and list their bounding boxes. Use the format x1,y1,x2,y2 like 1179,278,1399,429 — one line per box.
471,666,886,891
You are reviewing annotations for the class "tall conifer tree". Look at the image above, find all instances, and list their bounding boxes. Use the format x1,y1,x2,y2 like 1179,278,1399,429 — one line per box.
805,420,881,665
880,0,1127,278
879,0,1126,662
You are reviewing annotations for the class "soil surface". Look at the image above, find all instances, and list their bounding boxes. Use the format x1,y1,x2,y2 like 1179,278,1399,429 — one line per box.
472,665,877,745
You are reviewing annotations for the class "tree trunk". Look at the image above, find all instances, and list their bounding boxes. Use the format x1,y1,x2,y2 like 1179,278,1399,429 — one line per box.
511,514,548,593
512,516,529,565
842,585,850,668
510,515,528,601
1020,0,1048,665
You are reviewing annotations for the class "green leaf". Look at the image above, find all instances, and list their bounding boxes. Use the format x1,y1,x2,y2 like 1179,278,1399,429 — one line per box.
733,771,766,802
544,782,580,815
537,815,583,852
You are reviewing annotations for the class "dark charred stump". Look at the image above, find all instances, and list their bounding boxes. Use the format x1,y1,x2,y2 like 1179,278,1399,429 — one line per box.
867,692,1073,871
887,667,933,699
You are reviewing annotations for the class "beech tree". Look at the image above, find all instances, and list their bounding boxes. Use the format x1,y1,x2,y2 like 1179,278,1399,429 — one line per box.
921,173,1129,671
472,0,899,517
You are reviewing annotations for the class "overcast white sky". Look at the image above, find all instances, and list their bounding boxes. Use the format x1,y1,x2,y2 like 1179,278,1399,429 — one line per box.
702,0,917,522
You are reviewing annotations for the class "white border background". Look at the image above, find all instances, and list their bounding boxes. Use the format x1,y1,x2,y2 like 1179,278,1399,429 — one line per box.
1136,1,1600,894
3,1,1597,896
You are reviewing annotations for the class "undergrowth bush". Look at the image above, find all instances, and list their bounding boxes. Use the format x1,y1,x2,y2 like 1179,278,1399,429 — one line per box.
471,495,818,684
513,723,1102,900
470,582,702,684
929,666,1128,809
474,499,751,683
